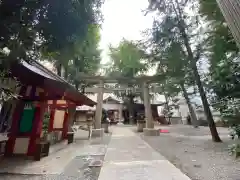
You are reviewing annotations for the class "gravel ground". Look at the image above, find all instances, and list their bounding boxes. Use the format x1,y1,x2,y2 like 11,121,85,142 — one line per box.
140,125,240,180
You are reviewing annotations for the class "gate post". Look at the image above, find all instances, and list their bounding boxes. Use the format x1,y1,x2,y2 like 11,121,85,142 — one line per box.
92,80,104,137
142,81,159,136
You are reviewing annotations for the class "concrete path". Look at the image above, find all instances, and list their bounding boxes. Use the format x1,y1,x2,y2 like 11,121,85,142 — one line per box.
98,126,191,180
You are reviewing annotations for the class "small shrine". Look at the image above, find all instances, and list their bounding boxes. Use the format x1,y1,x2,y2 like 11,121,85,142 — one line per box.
0,60,95,160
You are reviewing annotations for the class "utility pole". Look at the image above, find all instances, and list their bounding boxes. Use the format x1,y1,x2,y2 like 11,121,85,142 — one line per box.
216,0,240,48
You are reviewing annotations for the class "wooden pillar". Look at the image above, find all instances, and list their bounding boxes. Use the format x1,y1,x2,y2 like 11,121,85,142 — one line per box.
67,106,76,132
27,93,47,156
5,86,26,156
5,102,24,156
94,80,104,129
142,81,154,129
48,109,55,133
62,111,69,139
217,0,240,49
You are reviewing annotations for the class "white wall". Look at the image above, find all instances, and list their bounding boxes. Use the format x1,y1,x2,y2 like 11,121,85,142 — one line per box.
103,103,122,111
53,110,65,129
179,104,190,118
178,99,221,123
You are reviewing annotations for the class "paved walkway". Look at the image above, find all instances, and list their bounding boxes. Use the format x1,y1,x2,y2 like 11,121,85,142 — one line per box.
98,126,191,180
0,126,192,179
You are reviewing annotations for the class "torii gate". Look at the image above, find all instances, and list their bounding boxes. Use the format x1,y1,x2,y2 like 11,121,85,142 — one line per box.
77,74,166,137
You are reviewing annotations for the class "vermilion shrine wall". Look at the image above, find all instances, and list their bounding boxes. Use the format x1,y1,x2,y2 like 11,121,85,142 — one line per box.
5,86,71,157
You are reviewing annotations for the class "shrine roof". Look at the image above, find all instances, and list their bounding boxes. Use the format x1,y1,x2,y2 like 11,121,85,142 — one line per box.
10,60,96,106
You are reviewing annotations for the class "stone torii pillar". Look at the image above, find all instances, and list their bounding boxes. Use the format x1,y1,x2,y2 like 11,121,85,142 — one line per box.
142,81,159,136
92,80,104,137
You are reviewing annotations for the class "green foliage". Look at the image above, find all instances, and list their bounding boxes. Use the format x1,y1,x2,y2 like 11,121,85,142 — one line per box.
211,59,240,100
199,0,240,122
108,39,149,100
229,125,240,140
42,111,50,137
0,0,103,66
109,39,148,78
0,0,103,99
199,0,240,143
199,0,239,99
147,0,222,135
39,0,100,52
228,143,240,158
107,39,149,123
0,0,42,65
146,1,195,103
66,24,102,89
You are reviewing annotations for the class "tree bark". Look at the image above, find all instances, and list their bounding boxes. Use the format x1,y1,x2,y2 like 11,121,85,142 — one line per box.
64,67,68,80
74,82,79,91
180,82,198,128
56,63,61,76
216,0,240,49
128,95,135,124
179,24,222,142
170,0,221,141
163,92,171,123
68,107,76,132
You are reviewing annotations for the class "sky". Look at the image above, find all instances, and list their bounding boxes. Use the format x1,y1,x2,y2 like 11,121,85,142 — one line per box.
99,0,154,65
98,0,204,105
40,0,203,105
42,0,154,72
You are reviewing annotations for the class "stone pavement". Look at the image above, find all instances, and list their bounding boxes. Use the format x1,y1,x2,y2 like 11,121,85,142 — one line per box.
0,129,111,180
98,126,191,180
0,126,192,180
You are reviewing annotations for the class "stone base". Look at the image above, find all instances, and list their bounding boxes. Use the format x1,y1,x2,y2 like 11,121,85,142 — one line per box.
143,128,160,136
137,123,146,132
91,128,104,137
102,123,109,133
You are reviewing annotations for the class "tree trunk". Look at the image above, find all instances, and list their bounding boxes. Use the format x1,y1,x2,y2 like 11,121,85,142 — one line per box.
171,0,221,141
163,92,171,123
64,67,68,80
128,95,135,124
56,63,61,76
179,24,222,142
180,82,198,128
75,82,80,91
68,107,76,132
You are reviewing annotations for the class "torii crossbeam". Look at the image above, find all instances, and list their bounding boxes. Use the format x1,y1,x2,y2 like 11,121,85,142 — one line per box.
78,74,164,137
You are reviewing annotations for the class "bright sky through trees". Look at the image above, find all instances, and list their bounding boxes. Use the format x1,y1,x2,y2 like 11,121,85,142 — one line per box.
99,0,154,64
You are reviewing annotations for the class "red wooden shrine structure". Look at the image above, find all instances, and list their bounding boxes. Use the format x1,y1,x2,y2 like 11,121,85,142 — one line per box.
4,60,95,157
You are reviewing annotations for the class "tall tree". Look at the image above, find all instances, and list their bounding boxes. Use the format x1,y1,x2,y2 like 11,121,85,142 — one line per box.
67,25,102,90
108,39,148,124
199,0,240,125
149,34,198,127
0,0,103,65
39,0,103,76
147,0,221,141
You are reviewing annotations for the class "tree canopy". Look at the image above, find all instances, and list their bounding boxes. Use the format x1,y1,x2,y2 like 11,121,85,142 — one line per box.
66,24,102,90
107,39,149,124
0,0,103,66
0,0,103,100
146,0,221,140
199,0,240,141
108,39,148,78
